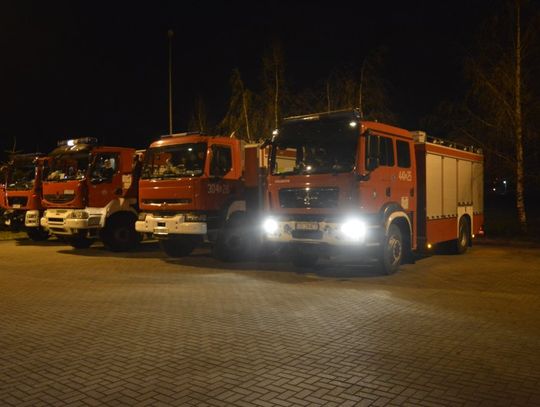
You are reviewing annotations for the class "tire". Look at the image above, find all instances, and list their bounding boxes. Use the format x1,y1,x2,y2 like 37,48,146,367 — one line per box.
70,235,93,249
377,224,403,275
160,237,197,257
213,212,252,262
291,246,318,268
453,217,470,254
26,227,50,242
102,214,139,252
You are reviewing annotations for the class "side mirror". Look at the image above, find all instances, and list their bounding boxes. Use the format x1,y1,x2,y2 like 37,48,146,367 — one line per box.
355,173,370,181
260,139,272,149
366,157,379,171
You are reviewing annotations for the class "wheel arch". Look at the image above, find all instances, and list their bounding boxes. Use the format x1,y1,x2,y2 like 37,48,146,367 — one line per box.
381,205,412,255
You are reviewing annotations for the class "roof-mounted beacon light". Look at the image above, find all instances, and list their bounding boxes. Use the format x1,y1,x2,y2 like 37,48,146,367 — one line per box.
57,137,98,147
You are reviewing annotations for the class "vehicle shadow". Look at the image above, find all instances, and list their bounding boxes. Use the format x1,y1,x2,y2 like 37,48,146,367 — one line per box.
162,251,386,279
15,236,71,246
56,240,165,259
54,239,396,279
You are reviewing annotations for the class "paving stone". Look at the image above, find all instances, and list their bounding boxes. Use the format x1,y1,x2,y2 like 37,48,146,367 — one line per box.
0,241,539,406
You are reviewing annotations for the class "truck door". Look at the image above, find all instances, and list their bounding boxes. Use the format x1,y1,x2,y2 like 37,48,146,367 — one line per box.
87,152,122,208
360,132,396,213
393,138,416,216
204,143,237,212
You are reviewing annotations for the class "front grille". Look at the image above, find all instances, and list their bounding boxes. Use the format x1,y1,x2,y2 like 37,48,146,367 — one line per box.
279,187,339,209
48,218,64,223
44,194,74,204
143,198,192,205
7,197,28,207
292,230,323,240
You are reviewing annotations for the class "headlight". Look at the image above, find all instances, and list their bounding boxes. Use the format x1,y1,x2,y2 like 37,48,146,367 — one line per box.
262,218,279,235
69,210,89,219
138,212,147,221
340,219,366,241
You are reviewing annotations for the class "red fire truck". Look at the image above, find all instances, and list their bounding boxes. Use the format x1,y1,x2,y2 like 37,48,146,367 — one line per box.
261,110,484,273
40,137,143,250
136,132,260,260
1,153,50,241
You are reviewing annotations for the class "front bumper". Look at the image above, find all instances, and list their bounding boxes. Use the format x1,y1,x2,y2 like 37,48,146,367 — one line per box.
41,209,102,236
136,214,206,237
263,218,381,247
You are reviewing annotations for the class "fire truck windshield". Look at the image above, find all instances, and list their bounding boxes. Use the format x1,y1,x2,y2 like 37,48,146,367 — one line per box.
141,142,207,179
44,153,89,182
271,119,358,175
7,158,35,190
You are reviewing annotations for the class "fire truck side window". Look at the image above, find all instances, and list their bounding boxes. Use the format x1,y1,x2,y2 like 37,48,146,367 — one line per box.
396,140,411,168
91,153,119,182
379,136,395,167
210,146,232,177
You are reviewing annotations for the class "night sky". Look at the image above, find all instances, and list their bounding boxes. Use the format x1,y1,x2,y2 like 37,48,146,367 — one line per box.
1,0,496,158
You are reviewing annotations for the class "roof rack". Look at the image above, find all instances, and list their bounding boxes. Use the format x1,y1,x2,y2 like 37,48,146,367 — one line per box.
284,108,362,122
411,131,483,154
160,131,206,139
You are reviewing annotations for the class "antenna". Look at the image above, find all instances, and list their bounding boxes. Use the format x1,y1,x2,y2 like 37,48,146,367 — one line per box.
168,29,174,137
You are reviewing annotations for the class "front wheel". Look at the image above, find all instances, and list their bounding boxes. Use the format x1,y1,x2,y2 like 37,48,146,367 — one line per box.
26,227,50,242
102,215,139,252
70,235,93,249
160,237,198,258
213,212,253,262
377,224,403,275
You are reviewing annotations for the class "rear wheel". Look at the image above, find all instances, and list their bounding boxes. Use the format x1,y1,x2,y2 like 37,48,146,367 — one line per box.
160,236,198,257
453,217,470,254
26,227,50,242
377,224,403,275
102,214,139,252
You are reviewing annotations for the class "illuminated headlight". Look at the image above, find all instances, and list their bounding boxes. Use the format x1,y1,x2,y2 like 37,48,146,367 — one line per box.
340,219,366,241
138,212,147,221
69,210,89,219
262,218,279,235
185,213,207,222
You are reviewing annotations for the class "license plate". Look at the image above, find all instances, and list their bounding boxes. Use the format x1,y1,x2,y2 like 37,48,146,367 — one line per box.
295,222,319,231
13,204,21,208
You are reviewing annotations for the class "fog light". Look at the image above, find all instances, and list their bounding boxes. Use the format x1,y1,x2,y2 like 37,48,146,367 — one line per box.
69,210,89,219
263,218,279,235
340,219,366,241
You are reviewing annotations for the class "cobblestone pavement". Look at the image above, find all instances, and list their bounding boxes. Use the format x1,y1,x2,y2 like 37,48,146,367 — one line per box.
1,239,539,406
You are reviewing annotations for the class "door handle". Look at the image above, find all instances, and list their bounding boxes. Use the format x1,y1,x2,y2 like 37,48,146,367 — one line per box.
386,187,391,197
410,188,414,197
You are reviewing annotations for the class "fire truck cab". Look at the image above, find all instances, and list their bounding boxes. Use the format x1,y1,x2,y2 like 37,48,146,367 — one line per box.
1,153,50,241
136,132,259,260
40,137,142,250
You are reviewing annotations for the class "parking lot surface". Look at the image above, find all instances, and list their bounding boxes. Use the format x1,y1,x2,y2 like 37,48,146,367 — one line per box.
1,239,540,406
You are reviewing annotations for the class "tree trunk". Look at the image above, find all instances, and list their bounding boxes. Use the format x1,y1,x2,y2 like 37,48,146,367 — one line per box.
358,60,366,117
242,91,251,142
515,1,527,233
